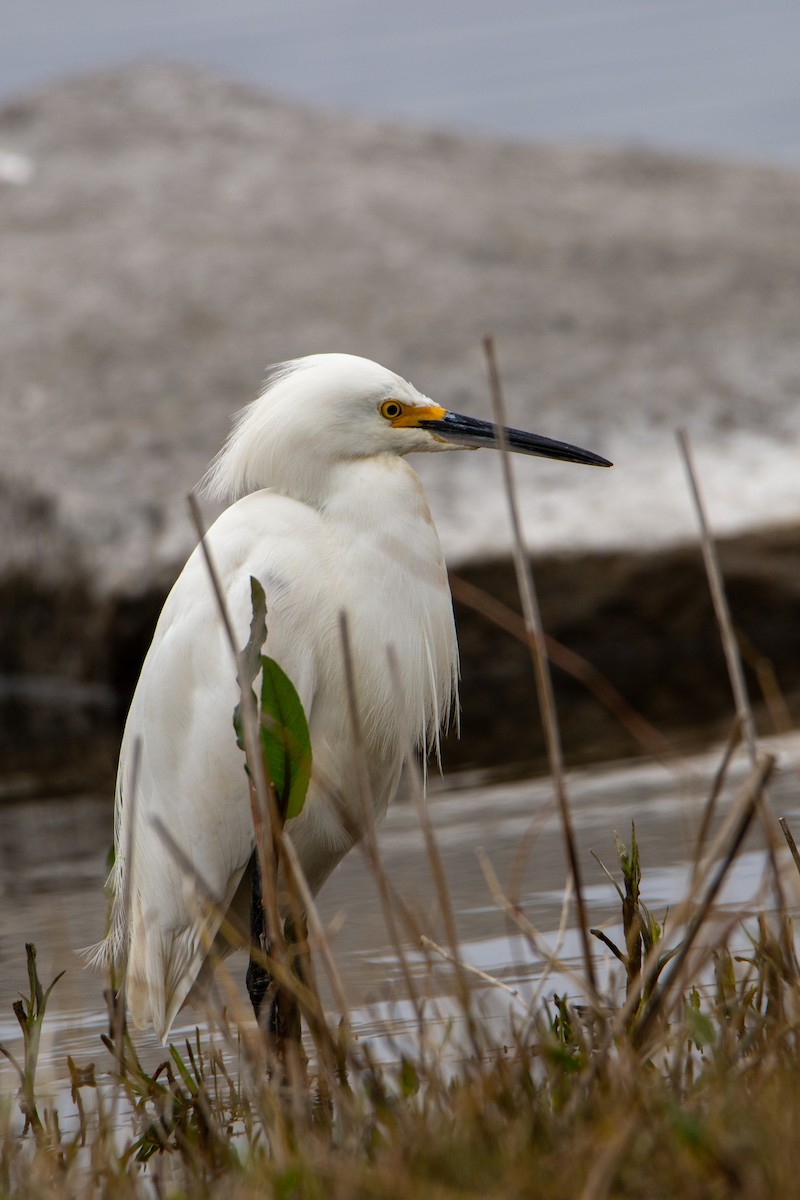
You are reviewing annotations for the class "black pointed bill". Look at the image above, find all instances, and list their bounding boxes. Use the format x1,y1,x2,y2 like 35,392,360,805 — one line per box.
418,411,612,468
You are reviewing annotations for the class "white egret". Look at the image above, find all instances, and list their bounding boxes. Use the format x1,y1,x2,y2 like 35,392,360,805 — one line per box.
97,353,610,1040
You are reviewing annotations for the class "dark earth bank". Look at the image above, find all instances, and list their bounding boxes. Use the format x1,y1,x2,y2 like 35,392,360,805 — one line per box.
2,523,798,794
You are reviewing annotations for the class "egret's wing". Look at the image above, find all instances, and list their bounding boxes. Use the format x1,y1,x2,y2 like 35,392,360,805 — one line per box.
109,492,328,1039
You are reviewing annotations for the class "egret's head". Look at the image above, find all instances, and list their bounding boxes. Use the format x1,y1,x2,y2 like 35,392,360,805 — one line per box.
203,352,610,504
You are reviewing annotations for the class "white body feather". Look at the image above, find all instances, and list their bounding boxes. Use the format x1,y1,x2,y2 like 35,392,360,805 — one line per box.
100,356,460,1039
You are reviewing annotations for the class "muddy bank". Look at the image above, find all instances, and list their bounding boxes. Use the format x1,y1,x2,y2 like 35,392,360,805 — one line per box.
3,523,798,789
448,523,800,775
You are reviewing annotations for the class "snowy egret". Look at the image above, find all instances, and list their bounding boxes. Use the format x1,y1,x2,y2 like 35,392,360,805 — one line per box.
97,353,610,1040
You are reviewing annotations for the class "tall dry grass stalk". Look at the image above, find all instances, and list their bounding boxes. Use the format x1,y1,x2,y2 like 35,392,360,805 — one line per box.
483,335,599,1003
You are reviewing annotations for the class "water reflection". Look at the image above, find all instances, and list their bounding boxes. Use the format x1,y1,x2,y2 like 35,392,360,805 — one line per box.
1,734,799,1090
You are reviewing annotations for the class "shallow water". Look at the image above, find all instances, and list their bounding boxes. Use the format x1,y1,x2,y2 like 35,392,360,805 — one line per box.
1,733,799,1092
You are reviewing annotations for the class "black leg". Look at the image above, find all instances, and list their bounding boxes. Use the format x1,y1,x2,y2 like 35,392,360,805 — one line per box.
245,852,307,1047
266,913,308,1043
246,853,271,1021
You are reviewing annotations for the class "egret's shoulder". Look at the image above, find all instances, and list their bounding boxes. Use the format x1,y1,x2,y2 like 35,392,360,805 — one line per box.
207,489,333,616
140,487,330,693
210,487,323,535
201,489,325,568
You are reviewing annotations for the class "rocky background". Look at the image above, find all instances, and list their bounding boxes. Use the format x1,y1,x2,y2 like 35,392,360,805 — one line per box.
1,64,799,786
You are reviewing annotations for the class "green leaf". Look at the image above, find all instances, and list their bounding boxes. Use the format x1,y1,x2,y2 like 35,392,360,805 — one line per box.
258,655,312,821
232,575,312,823
233,576,269,752
169,1043,198,1095
399,1055,419,1097
240,577,268,690
684,999,715,1050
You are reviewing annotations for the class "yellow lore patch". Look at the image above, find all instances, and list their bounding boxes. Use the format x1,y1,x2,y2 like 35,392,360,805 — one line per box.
384,401,447,428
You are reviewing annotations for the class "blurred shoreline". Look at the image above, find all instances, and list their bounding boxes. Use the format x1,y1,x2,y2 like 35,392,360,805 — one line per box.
3,522,798,789
1,63,798,782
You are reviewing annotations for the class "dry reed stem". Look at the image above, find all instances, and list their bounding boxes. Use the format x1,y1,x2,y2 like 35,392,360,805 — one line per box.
506,796,557,909
477,849,590,999
385,644,482,1055
503,799,567,996
143,826,303,1170
737,628,797,736
276,831,352,1028
148,818,272,1064
533,872,577,1010
691,717,741,878
483,335,598,1004
268,837,361,1135
564,749,777,1117
676,431,757,761
99,736,145,1160
186,494,287,988
632,752,774,1048
779,818,800,878
336,612,374,841
337,613,430,1044
675,434,787,917
419,935,526,1008
111,736,140,1078
189,494,317,1107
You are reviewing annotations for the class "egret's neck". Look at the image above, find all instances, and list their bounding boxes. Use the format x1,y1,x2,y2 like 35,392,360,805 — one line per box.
322,456,435,532
317,454,457,770
264,453,338,510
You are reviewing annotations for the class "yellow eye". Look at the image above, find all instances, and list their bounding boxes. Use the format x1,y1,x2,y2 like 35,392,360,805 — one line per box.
380,400,403,420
